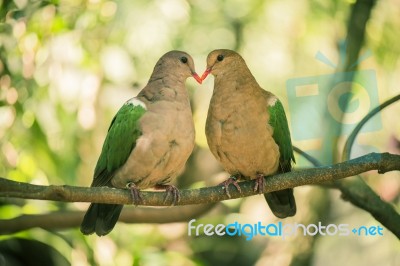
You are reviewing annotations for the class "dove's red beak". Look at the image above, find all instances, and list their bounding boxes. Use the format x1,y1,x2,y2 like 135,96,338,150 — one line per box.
192,72,202,84
201,68,211,81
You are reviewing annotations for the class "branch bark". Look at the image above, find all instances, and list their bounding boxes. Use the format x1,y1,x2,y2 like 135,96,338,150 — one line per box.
294,148,400,239
0,152,399,237
1,153,398,206
335,94,400,240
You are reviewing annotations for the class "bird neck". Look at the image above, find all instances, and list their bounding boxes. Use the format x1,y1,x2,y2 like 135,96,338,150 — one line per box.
139,74,188,103
149,68,185,84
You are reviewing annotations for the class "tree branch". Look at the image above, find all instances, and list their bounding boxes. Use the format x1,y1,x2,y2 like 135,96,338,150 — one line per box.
292,148,400,239
0,153,398,206
0,152,399,237
0,204,216,234
293,146,323,167
334,94,400,239
343,94,400,161
343,0,377,72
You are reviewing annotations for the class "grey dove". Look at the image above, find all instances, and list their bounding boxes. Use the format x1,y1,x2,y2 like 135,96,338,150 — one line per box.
80,50,202,236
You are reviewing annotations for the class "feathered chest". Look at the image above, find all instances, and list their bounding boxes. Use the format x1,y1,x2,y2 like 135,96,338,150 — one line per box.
140,100,195,143
205,84,279,177
207,90,270,137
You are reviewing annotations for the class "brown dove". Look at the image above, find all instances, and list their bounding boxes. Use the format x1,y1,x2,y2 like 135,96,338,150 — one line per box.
80,51,202,236
201,49,296,218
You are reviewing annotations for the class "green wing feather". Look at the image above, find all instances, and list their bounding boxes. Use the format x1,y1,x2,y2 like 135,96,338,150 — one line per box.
268,99,295,173
91,101,146,187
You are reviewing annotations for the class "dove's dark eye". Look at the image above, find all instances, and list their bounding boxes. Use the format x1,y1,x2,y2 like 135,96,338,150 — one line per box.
180,56,188,64
217,54,224,62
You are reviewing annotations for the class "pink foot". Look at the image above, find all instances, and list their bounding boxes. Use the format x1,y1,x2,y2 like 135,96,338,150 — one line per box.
126,182,144,205
155,184,180,205
219,176,242,198
253,174,265,194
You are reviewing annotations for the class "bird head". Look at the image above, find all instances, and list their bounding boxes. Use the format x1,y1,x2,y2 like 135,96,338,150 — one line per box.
155,51,202,84
201,49,242,81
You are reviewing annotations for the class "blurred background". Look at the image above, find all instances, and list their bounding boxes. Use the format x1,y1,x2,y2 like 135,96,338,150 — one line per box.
0,0,399,265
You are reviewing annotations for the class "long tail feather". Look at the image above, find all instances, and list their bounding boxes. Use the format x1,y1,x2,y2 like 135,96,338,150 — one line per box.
80,204,123,236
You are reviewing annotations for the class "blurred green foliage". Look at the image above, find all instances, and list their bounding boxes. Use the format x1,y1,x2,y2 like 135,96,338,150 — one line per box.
1,0,399,265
